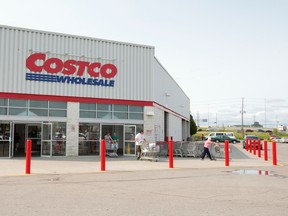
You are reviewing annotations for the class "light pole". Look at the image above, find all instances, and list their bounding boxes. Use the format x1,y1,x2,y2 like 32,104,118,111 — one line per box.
240,97,246,138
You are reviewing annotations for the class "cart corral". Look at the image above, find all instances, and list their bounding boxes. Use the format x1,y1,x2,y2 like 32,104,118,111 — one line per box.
153,141,231,160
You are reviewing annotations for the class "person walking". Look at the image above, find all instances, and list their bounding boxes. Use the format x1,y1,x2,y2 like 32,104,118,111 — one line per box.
104,131,113,155
201,137,215,160
135,129,147,160
111,132,119,156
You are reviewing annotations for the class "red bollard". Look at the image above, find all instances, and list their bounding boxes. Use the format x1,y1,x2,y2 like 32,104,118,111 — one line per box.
249,139,252,153
272,141,277,166
253,139,256,155
245,138,248,151
25,139,32,174
168,139,174,168
225,140,229,166
100,139,106,171
263,140,268,161
257,140,261,158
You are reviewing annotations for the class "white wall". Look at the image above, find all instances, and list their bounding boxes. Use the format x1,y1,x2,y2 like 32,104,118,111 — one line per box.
167,113,182,141
0,25,155,101
153,58,190,120
66,102,79,156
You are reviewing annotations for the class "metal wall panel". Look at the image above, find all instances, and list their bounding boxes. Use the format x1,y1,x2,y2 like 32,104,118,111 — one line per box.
153,58,190,119
0,25,154,101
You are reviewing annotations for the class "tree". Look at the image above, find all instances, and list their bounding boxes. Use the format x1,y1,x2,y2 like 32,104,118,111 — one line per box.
190,114,197,135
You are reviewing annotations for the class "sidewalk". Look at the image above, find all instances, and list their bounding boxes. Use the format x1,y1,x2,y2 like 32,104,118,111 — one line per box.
0,144,274,176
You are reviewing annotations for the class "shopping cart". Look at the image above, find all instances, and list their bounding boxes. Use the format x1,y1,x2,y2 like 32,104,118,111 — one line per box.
140,143,160,162
211,143,232,160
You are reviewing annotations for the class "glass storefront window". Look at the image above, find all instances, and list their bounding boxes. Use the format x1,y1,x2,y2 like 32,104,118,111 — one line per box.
114,105,128,112
30,100,48,108
129,106,143,112
97,111,112,119
98,104,111,111
113,112,128,119
0,98,67,117
0,108,7,115
0,98,8,106
80,103,96,110
30,109,48,116
129,113,143,120
49,101,67,109
9,99,27,107
49,110,66,117
80,111,96,118
9,108,28,116
79,103,144,120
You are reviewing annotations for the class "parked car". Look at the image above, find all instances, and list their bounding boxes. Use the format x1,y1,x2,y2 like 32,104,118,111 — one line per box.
245,129,254,132
210,135,240,144
205,132,236,140
269,134,278,140
243,135,262,150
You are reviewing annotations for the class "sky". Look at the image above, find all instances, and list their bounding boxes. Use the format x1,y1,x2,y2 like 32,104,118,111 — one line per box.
0,0,288,128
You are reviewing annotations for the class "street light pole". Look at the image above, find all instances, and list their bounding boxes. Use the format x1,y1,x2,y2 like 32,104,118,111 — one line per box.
241,97,245,138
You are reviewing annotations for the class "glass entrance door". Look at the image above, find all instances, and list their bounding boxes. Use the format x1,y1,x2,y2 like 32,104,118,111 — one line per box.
124,125,136,156
41,123,52,157
27,124,41,156
100,125,124,156
0,122,12,157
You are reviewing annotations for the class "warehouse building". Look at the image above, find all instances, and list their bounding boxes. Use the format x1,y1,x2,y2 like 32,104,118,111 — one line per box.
0,25,190,158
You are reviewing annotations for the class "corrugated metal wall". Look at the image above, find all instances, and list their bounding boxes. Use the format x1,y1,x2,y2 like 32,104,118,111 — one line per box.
153,58,190,119
0,25,154,101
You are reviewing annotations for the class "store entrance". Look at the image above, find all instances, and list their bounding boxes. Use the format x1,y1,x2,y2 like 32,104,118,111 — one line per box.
14,123,41,157
101,125,124,155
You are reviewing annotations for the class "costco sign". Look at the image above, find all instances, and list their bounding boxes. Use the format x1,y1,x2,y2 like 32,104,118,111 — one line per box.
26,53,117,87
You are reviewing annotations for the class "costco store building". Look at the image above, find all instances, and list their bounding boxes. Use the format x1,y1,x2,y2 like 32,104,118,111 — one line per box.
0,25,190,158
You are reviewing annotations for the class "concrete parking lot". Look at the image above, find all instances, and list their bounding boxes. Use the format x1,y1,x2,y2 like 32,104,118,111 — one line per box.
0,143,288,216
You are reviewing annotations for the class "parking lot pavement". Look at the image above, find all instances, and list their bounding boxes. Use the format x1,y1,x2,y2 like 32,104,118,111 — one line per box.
0,158,288,216
1,143,288,216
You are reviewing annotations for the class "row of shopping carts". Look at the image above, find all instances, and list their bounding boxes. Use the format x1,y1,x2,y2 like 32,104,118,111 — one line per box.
140,141,228,161
173,141,204,158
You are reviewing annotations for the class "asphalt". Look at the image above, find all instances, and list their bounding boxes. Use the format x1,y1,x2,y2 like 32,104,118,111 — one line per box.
1,143,288,216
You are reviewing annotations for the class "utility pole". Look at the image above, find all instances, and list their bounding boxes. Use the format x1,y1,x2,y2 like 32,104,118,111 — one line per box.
240,97,245,138
264,98,267,128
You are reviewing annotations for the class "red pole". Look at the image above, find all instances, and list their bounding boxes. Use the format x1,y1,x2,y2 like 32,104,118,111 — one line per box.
253,139,256,155
249,139,252,153
100,139,106,171
25,139,32,174
225,140,229,166
168,139,174,168
263,140,268,161
245,138,248,151
257,140,261,158
272,141,277,166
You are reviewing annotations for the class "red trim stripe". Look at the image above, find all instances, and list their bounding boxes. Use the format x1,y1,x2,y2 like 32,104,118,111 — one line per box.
0,92,189,121
0,92,153,106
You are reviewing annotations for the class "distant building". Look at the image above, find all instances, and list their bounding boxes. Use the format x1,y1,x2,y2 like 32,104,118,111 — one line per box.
278,125,287,131
251,122,263,128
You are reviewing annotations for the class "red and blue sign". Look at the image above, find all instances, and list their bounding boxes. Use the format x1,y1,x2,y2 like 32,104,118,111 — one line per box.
26,53,117,87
